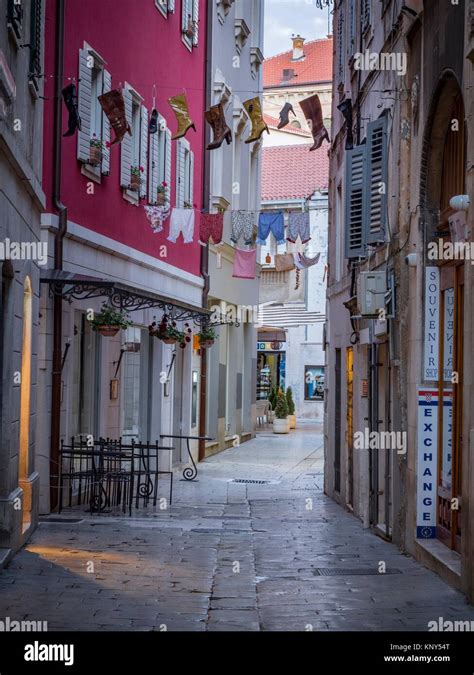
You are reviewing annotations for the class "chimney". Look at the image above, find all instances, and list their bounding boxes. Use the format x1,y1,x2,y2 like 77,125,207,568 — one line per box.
291,34,305,61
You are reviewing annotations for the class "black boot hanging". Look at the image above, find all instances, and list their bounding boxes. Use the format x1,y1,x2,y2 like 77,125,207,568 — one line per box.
337,98,353,150
62,83,81,137
149,108,158,134
278,102,296,130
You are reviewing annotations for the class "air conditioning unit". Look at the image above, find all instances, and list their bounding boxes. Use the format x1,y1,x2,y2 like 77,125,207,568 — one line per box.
357,271,387,317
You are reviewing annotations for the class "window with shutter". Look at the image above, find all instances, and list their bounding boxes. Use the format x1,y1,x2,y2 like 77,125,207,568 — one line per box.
337,8,345,82
149,115,171,205
77,44,107,174
347,0,356,58
176,138,193,207
140,105,149,199
7,0,23,43
29,0,42,96
362,0,372,32
120,87,133,188
155,0,175,17
182,0,199,49
101,70,112,175
344,145,367,259
121,85,146,203
365,117,388,245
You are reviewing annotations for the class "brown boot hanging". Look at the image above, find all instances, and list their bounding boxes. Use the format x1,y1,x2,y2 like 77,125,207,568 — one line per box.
98,89,131,146
205,103,232,150
243,97,269,144
299,94,330,151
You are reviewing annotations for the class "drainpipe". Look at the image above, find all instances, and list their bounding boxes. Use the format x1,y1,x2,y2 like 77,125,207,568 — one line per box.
50,0,67,511
198,4,213,462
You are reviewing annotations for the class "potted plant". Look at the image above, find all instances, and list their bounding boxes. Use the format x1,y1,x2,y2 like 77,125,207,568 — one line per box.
149,316,192,349
184,14,196,39
197,324,218,348
273,390,289,434
130,165,144,192
156,181,168,206
89,134,105,166
286,386,296,429
90,304,132,337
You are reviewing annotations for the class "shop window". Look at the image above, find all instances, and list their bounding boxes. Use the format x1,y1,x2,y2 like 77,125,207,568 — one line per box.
304,365,325,400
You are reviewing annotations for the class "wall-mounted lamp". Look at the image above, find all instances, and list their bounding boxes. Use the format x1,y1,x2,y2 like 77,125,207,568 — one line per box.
449,195,470,212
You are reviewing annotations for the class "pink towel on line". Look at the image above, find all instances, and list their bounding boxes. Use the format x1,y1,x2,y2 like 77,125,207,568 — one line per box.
232,247,257,279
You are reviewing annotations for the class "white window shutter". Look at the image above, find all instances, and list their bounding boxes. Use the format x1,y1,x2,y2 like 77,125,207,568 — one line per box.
140,105,148,199
77,49,92,163
165,128,172,202
176,138,185,207
101,69,112,175
168,0,175,11
148,127,159,204
182,0,191,32
120,88,133,188
192,0,199,46
188,150,194,206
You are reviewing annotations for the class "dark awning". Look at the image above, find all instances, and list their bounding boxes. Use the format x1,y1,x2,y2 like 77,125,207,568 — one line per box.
40,270,213,324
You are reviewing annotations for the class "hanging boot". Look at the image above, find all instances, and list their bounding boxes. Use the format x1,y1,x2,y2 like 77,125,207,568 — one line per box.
98,89,131,146
205,103,232,150
149,108,158,135
299,94,330,151
277,102,296,130
168,93,196,140
337,98,354,150
62,83,81,137
243,97,269,144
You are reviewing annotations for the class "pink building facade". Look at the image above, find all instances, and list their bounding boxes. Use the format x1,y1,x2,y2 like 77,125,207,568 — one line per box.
38,0,208,513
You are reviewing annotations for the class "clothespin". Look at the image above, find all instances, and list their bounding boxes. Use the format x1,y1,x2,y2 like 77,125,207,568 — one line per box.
152,84,157,110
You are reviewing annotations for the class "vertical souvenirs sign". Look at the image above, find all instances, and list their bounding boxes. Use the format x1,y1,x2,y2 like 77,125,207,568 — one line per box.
416,388,453,538
423,267,440,381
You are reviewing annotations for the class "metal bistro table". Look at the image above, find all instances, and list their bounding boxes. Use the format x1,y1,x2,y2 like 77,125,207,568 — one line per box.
159,434,213,481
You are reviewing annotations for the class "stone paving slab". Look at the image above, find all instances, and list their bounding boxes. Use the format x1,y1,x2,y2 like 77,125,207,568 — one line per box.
0,420,473,631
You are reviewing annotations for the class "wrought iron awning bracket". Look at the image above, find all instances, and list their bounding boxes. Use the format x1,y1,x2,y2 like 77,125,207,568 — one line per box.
45,280,212,325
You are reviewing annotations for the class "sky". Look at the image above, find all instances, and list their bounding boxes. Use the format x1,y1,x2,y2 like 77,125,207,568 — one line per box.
264,0,331,58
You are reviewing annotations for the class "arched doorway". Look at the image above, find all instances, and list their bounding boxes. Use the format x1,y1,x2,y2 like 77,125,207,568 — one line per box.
19,276,33,531
422,74,466,553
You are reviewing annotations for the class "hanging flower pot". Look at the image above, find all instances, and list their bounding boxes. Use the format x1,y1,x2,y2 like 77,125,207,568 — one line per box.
89,135,104,166
90,304,133,337
156,181,168,206
149,316,192,347
197,325,218,349
130,165,144,192
199,339,215,349
162,337,177,345
98,326,120,337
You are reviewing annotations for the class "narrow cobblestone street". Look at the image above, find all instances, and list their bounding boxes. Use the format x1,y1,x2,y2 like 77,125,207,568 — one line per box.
1,421,473,632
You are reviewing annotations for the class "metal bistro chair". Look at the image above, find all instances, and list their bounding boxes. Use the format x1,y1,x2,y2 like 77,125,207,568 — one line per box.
58,437,174,515
159,434,213,481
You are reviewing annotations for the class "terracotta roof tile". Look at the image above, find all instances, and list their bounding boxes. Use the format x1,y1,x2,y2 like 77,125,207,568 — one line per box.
263,37,333,88
262,144,329,201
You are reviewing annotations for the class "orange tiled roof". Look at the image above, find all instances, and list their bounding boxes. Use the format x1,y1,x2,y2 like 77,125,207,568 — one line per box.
263,37,333,88
262,144,329,201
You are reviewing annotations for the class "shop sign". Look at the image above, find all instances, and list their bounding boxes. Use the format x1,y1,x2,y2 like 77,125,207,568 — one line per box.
257,341,283,351
416,388,452,539
423,267,440,381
